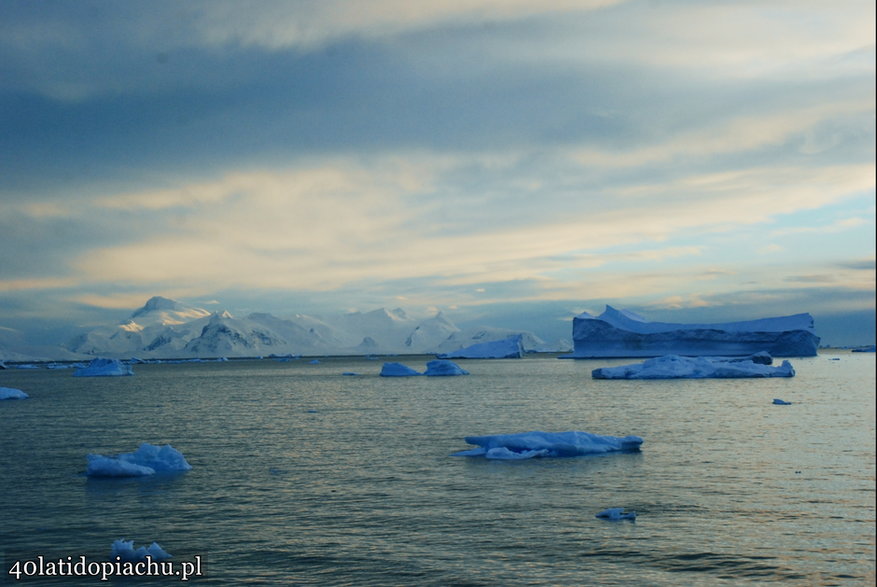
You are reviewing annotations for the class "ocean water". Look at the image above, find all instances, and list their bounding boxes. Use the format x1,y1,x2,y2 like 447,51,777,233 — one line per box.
1,352,874,585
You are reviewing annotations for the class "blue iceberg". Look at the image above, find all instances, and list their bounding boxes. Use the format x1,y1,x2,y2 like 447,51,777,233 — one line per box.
380,362,422,377
110,539,172,562
595,507,637,521
591,354,795,379
0,387,29,400
86,443,192,477
73,358,133,377
452,430,643,459
424,359,469,376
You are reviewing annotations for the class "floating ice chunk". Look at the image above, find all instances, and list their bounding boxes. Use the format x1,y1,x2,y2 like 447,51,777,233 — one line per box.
424,359,469,376
595,508,637,521
452,430,643,459
591,354,795,379
73,358,133,377
86,443,192,477
772,398,792,405
380,362,422,377
0,387,28,400
110,539,172,562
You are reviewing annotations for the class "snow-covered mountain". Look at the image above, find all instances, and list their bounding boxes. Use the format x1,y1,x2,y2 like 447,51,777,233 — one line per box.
61,296,561,359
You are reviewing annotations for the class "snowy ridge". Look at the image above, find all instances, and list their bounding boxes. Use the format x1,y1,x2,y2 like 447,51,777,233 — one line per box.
63,296,556,359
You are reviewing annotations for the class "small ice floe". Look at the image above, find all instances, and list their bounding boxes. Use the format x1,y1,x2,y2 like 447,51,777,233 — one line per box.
452,430,643,460
73,358,133,377
595,508,637,521
424,359,469,376
0,387,29,400
772,398,793,405
380,362,423,377
110,539,172,562
308,359,320,364
86,443,192,478
341,372,358,376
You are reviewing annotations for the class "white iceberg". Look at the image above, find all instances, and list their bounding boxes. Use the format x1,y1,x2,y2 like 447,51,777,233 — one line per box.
451,430,643,459
591,354,795,379
595,507,637,521
567,305,820,358
110,539,172,562
424,359,469,376
379,362,423,377
438,335,525,359
0,387,28,400
73,357,133,377
86,443,192,477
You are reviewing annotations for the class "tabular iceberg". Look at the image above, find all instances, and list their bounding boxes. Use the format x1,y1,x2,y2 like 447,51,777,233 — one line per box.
73,357,133,377
452,430,643,459
0,387,29,400
86,443,192,477
567,306,819,358
591,354,795,379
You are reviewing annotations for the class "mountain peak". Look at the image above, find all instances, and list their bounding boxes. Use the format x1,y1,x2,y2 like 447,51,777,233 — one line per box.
132,296,182,317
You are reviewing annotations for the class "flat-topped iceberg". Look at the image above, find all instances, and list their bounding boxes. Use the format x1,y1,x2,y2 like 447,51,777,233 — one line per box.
73,357,133,377
438,335,525,359
0,387,29,400
424,359,469,376
452,430,643,459
567,306,819,358
591,354,795,379
86,443,192,477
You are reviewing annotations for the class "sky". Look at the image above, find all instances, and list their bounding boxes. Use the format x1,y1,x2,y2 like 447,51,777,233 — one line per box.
1,0,875,352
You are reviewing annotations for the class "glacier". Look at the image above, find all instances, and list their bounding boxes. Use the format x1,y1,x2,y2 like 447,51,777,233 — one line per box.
591,354,795,379
451,430,643,459
73,358,133,377
86,443,192,477
1,386,29,400
567,306,820,358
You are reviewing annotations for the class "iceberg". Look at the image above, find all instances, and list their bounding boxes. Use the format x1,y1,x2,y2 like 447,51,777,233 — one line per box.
110,539,172,562
379,362,422,377
595,508,637,521
451,430,643,459
424,359,470,376
0,387,29,400
772,398,793,405
567,306,819,358
73,357,133,377
86,443,192,477
438,335,525,359
591,354,795,379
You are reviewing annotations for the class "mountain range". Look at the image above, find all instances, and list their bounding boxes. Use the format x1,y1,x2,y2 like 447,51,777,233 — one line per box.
52,296,569,360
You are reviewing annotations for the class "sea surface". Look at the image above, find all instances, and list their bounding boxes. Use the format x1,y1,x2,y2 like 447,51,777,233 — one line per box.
1,352,874,585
